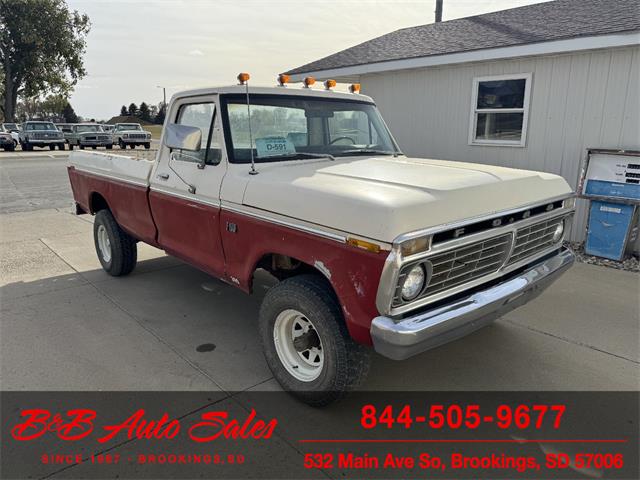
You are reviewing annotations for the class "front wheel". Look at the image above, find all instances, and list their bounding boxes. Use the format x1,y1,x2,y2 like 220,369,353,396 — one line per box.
106,144,113,150
259,275,370,406
58,143,65,150
49,145,55,151
119,139,126,149
93,209,137,276
144,143,150,149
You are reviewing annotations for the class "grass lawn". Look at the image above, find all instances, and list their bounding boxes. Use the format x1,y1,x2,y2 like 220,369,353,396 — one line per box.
146,125,163,140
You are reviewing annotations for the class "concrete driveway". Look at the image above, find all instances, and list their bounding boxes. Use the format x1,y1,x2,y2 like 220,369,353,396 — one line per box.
1,153,638,393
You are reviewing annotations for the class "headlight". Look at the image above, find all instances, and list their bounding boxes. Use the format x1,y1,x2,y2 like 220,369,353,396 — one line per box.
552,221,564,243
146,133,151,139
123,134,129,138
401,265,425,301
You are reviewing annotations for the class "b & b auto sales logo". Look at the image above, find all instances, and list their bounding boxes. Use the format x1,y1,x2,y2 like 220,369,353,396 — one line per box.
11,408,277,443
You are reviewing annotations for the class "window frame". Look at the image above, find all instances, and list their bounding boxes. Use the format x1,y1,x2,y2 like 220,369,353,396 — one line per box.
468,72,532,147
173,100,220,166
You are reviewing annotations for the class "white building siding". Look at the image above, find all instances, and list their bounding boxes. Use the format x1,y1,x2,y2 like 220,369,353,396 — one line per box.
360,46,640,243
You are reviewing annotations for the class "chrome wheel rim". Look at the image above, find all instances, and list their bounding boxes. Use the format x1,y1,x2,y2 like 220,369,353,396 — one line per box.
273,309,324,382
97,225,112,263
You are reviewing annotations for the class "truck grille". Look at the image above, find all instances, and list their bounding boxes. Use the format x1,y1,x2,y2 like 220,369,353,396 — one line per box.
33,132,60,139
393,234,511,306
128,133,146,139
507,216,564,265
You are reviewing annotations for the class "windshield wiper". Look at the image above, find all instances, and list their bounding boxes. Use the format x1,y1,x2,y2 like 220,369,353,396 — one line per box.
339,149,400,156
260,152,335,161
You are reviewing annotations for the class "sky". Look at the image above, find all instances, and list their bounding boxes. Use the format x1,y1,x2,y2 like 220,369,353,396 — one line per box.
67,0,547,119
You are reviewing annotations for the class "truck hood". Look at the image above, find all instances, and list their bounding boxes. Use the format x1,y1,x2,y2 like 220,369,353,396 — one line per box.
241,156,572,243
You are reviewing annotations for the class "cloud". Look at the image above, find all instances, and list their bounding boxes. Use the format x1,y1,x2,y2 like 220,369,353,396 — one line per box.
188,49,204,56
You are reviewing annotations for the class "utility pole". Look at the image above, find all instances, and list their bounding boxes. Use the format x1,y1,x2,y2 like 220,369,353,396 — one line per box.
156,85,166,107
435,0,443,22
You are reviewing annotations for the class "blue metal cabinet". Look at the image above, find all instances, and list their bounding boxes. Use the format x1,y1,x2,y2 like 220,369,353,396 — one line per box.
585,201,639,260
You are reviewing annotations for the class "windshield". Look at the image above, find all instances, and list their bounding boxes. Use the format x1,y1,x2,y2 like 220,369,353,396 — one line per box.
76,125,102,133
3,123,18,131
221,94,399,163
118,124,141,131
26,123,56,131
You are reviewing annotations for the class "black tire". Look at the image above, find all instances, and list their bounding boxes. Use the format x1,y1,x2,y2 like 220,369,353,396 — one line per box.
13,140,18,148
129,144,135,149
69,143,74,150
93,209,137,276
144,143,150,149
92,146,97,150
119,139,126,149
25,143,33,151
259,274,370,406
59,143,65,150
49,144,55,151
106,144,113,150
80,145,85,150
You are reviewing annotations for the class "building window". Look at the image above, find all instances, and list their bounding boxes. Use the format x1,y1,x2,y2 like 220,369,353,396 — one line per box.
468,73,531,147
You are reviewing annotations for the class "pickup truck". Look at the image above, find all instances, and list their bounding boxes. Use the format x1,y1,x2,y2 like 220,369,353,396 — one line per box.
67,124,113,150
20,121,66,151
68,79,576,405
111,123,152,149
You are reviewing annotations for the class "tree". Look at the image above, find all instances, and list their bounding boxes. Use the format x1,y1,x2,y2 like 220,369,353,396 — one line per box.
39,94,67,118
155,101,166,125
128,102,138,116
120,105,127,116
0,0,91,121
138,101,150,122
62,101,78,123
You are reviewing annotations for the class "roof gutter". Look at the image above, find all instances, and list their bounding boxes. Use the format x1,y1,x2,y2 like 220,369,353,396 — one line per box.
288,31,640,82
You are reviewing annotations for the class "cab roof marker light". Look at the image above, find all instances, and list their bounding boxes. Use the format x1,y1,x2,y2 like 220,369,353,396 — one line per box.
324,79,337,90
349,83,361,94
237,72,250,85
303,76,316,88
277,74,290,87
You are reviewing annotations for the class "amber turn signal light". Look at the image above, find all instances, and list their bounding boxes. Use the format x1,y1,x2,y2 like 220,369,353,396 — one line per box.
349,83,361,93
237,72,250,84
324,79,337,90
346,237,381,253
303,76,316,88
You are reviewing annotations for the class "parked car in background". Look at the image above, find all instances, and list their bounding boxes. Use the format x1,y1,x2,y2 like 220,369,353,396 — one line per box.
101,124,115,134
56,123,75,144
111,123,151,149
67,124,113,150
19,121,65,151
0,130,16,151
0,124,19,148
2,122,20,133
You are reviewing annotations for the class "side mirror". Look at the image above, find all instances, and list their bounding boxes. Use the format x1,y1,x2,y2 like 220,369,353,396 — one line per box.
164,123,202,151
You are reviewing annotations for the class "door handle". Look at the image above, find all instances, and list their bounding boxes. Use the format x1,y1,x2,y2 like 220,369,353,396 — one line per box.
157,173,169,180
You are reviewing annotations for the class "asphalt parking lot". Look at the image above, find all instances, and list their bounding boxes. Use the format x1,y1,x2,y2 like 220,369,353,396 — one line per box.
0,150,638,476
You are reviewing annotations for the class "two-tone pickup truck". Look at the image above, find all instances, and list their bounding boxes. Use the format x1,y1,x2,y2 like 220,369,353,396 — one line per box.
67,124,113,150
111,123,152,149
68,77,575,405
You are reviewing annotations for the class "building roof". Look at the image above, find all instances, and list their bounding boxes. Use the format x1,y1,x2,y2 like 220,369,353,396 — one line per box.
105,115,153,125
286,0,639,76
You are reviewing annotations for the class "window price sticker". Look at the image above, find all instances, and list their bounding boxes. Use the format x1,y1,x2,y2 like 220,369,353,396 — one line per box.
256,136,295,157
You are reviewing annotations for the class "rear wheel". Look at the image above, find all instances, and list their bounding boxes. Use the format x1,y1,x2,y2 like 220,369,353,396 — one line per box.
49,145,55,151
92,146,97,150
79,145,85,150
69,143,74,150
93,209,137,276
58,143,65,150
259,275,370,406
129,144,135,149
106,144,113,150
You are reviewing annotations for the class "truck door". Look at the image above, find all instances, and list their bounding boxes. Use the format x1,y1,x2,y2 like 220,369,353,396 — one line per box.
149,95,227,277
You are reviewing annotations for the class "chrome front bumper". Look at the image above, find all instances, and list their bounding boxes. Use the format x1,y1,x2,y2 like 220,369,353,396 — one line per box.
370,247,575,360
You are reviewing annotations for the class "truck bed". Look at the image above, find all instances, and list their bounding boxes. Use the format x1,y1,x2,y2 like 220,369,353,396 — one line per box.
67,150,159,246
68,150,156,186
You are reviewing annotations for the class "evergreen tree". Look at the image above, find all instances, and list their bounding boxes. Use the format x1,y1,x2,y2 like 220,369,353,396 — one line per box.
139,102,151,122
128,103,138,116
155,102,166,125
120,105,127,116
62,102,79,123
